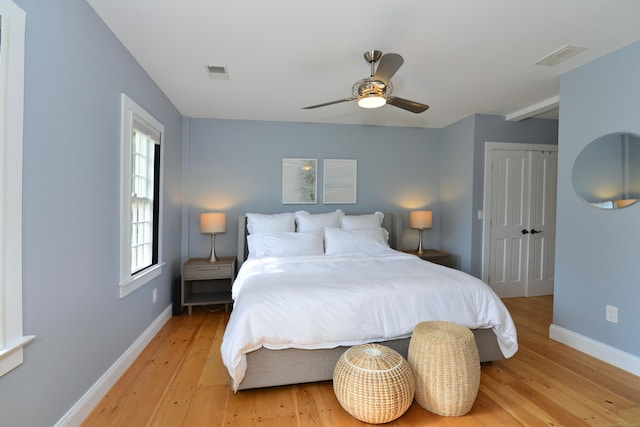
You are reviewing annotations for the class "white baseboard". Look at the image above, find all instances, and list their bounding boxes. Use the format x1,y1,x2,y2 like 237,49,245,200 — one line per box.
549,323,640,377
54,305,173,427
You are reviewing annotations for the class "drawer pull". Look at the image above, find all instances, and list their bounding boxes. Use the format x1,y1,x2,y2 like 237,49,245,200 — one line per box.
196,266,220,270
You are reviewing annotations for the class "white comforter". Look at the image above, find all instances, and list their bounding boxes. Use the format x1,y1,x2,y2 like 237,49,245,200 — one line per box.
221,250,518,391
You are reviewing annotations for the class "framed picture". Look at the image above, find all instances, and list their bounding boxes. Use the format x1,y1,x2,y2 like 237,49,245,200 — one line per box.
282,158,317,204
324,159,357,204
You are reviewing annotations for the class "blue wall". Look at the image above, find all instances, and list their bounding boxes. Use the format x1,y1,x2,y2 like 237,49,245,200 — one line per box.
184,115,558,273
0,1,183,426
439,115,475,271
183,118,444,260
555,40,640,357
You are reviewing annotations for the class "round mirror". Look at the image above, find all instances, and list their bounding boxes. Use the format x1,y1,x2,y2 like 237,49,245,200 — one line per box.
572,132,640,209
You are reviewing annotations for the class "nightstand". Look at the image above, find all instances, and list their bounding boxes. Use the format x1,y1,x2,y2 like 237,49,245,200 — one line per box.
181,256,236,315
404,249,453,268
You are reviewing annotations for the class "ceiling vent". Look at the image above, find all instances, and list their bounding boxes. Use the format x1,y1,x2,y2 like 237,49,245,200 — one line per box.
535,45,586,67
206,65,229,80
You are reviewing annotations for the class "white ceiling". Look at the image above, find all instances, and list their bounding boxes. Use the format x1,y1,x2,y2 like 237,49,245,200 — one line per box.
87,0,640,128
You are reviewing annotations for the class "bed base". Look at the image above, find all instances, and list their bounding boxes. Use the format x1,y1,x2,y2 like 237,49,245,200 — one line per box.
237,329,502,390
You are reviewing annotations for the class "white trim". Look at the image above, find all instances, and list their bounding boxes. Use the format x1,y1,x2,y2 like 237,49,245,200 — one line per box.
481,142,558,283
0,0,33,378
118,262,165,298
0,334,34,377
506,96,559,121
119,93,164,298
549,324,640,377
0,334,35,359
54,305,173,427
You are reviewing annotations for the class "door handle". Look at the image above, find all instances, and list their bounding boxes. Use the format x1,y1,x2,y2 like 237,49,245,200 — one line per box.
522,229,542,235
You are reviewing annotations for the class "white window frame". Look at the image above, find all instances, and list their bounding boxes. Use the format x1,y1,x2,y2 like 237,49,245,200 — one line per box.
0,0,34,378
119,94,164,298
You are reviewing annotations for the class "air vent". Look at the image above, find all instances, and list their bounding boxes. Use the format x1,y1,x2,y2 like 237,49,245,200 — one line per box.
535,45,586,67
206,65,229,80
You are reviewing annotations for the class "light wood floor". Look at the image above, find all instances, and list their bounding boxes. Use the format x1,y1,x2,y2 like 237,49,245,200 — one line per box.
82,296,640,426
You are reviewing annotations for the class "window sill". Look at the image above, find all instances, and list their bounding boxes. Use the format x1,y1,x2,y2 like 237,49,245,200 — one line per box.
119,262,165,298
0,335,35,377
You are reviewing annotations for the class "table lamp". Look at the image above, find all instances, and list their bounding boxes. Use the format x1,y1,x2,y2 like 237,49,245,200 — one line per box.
409,210,432,255
200,212,226,262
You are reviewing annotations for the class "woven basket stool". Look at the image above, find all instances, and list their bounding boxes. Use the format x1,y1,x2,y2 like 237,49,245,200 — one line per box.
333,343,415,424
408,321,480,416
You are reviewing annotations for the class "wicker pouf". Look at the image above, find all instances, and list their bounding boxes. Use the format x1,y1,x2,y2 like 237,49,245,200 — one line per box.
408,321,480,416
333,343,415,424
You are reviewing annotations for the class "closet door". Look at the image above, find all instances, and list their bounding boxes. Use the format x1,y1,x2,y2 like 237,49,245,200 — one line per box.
526,151,557,296
488,149,530,298
485,146,557,298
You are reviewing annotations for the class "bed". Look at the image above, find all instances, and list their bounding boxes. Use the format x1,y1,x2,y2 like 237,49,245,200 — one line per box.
221,211,518,391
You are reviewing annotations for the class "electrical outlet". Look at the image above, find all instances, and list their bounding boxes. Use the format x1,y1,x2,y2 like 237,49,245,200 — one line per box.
152,288,158,304
605,305,618,323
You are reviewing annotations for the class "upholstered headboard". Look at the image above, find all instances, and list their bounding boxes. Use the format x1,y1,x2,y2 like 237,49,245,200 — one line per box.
237,212,401,269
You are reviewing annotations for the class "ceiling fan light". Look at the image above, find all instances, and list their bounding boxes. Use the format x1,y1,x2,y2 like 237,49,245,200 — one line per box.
358,95,386,109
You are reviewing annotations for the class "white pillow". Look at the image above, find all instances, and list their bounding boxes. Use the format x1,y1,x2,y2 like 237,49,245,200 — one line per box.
247,229,324,258
340,211,384,229
295,210,343,231
246,212,296,234
324,227,390,256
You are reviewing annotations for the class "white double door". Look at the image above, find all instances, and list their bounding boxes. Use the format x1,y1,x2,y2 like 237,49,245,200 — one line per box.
482,143,558,298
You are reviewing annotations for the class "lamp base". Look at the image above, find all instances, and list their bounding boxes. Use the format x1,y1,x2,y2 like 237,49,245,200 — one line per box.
417,229,424,255
208,233,218,263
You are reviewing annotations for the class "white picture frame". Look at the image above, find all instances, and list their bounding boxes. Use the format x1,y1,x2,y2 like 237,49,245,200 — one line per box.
324,159,357,204
282,158,317,204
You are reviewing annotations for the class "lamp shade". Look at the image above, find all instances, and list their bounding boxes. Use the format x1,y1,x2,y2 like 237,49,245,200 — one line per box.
410,211,433,230
200,212,226,234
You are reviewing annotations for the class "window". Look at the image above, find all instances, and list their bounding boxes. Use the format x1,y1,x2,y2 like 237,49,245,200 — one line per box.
119,94,164,298
130,117,160,274
0,0,34,378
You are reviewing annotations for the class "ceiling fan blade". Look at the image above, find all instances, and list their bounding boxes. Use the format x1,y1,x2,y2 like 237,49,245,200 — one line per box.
373,53,404,85
387,97,430,113
302,97,356,109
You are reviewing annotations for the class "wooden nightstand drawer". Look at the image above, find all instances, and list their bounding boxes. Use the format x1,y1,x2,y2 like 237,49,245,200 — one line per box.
184,263,234,280
183,257,235,280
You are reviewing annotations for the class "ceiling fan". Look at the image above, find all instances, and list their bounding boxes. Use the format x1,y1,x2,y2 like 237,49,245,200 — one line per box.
302,50,429,114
